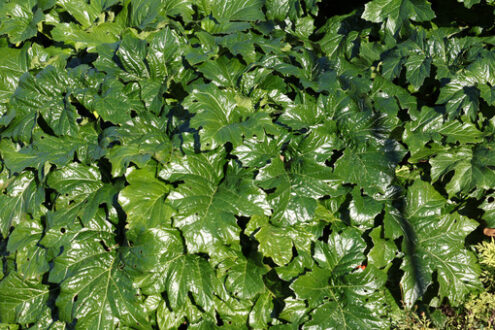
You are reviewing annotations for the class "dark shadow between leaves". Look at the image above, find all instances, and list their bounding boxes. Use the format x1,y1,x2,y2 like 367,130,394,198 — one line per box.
112,194,127,247
394,198,430,307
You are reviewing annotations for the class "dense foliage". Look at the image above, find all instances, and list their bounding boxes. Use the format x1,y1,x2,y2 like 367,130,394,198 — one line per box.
1,0,495,328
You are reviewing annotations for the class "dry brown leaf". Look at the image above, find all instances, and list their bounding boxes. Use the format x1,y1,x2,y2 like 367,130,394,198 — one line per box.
483,228,495,237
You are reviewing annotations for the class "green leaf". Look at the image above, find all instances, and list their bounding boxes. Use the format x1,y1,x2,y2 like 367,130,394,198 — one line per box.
200,0,265,21
249,292,273,328
124,226,184,294
458,0,481,8
0,129,96,173
348,187,383,229
402,106,443,157
56,0,102,28
405,180,445,218
400,180,482,306
160,152,269,254
51,22,120,52
256,156,337,225
303,298,387,329
129,0,193,29
220,252,268,299
92,79,135,124
277,297,308,325
430,145,495,196
52,229,149,329
437,120,484,144
437,77,479,121
217,33,257,63
160,0,194,19
116,33,149,79
481,193,495,227
265,0,291,21
294,16,315,40
0,45,28,103
0,273,50,324
291,230,389,328
198,56,245,88
129,0,163,29
103,115,171,177
233,135,284,168
147,27,183,79
466,49,495,86
255,222,294,266
0,171,44,236
160,254,225,314
47,163,116,226
368,227,397,270
0,139,46,173
480,84,495,105
184,84,274,148
0,0,44,43
313,228,366,276
8,66,82,139
119,165,172,232
382,52,404,80
277,95,336,130
405,53,431,89
362,0,435,34
7,217,49,278
157,299,203,329
334,148,396,196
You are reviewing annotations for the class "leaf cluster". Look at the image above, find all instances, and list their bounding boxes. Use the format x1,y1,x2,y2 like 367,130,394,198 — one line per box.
1,0,495,329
